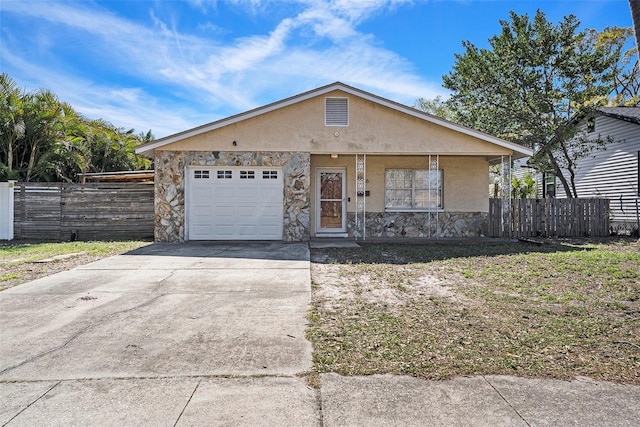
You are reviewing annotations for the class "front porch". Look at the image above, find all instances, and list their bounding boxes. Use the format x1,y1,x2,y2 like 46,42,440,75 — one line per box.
310,153,508,240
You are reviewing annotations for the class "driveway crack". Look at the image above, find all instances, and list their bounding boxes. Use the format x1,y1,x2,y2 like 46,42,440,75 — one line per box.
0,294,167,376
316,385,325,427
482,376,531,427
2,381,61,426
173,379,201,427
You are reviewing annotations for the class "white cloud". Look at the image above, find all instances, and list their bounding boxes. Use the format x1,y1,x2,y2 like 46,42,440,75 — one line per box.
197,21,227,34
0,44,209,137
1,0,443,137
185,0,218,13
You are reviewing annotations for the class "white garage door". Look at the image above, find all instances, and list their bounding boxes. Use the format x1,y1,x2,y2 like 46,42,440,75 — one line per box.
187,167,284,240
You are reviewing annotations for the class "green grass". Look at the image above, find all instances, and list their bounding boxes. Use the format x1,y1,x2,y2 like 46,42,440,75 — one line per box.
0,240,150,289
0,241,148,265
308,239,640,384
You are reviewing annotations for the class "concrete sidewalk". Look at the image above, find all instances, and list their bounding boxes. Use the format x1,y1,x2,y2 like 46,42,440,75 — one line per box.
320,373,640,427
1,242,639,426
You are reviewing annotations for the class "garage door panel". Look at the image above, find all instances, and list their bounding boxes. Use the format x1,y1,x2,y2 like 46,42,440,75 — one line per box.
192,206,212,217
214,187,236,199
192,224,211,237
215,224,235,240
237,225,257,236
187,167,283,240
192,187,213,199
214,205,235,217
259,187,283,199
259,225,280,235
236,208,258,219
255,206,282,218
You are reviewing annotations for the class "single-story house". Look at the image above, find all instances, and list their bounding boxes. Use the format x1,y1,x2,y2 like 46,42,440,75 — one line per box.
136,82,532,242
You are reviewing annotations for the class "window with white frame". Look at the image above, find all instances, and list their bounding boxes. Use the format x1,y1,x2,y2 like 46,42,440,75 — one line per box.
385,169,443,210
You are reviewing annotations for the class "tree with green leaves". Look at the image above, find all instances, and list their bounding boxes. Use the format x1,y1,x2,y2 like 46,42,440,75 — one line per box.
22,89,62,181
0,73,25,178
442,10,637,197
512,172,537,199
0,73,153,182
413,96,455,121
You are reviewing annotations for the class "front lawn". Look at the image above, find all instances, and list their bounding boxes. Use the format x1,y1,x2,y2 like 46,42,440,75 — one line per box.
0,240,151,290
308,239,640,384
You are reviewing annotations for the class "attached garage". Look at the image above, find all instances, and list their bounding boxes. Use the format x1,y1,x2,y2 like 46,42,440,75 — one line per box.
186,166,284,240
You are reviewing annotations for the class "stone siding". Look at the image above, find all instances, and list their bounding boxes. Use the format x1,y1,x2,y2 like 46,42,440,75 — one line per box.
347,211,489,239
154,150,310,242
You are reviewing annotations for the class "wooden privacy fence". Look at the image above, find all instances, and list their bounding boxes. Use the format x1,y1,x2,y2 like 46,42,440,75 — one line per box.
489,198,610,238
13,182,154,241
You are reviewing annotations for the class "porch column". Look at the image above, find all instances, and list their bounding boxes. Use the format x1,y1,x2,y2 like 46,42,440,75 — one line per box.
429,154,440,238
355,154,366,240
501,155,512,237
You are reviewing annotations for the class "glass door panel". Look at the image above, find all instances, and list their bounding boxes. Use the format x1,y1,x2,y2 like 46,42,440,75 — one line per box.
317,169,346,233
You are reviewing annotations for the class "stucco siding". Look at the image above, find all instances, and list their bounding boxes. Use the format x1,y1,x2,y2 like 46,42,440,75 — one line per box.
158,90,514,157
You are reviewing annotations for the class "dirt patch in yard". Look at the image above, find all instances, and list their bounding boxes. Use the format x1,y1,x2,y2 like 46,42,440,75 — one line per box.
311,259,466,312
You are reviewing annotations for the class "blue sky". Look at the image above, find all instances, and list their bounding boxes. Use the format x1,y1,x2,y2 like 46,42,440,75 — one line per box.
0,0,634,138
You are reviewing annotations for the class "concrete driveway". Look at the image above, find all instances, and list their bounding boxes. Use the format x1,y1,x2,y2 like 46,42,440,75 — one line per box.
0,242,319,426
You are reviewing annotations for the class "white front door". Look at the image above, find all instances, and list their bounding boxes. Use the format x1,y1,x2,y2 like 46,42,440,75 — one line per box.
186,166,283,240
316,168,347,235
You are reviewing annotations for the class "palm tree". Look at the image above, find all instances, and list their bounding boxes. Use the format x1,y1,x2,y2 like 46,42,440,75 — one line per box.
22,89,62,181
0,73,25,176
60,103,92,176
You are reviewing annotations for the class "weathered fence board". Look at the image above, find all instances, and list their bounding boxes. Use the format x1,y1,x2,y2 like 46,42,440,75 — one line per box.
489,198,610,238
609,197,640,235
13,183,154,241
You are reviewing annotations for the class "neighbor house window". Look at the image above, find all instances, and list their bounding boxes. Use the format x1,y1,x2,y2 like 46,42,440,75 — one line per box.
325,97,349,126
385,169,443,210
544,173,556,198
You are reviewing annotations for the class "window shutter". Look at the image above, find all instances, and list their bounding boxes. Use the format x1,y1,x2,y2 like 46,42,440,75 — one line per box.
325,98,349,126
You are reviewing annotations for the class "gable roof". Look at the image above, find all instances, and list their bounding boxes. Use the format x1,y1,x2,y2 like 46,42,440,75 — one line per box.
136,81,532,158
597,106,640,125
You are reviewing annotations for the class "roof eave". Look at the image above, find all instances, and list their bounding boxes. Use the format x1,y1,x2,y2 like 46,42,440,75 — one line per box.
135,81,533,158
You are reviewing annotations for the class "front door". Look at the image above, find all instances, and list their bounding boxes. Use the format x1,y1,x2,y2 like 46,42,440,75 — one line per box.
316,168,347,235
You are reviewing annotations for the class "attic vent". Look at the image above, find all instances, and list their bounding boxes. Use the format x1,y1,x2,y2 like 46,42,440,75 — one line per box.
325,97,349,126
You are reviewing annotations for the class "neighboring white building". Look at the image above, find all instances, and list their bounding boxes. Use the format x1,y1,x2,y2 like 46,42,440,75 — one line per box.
551,107,640,233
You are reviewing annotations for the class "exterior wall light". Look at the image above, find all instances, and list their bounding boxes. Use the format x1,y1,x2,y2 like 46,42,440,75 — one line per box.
330,154,339,159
